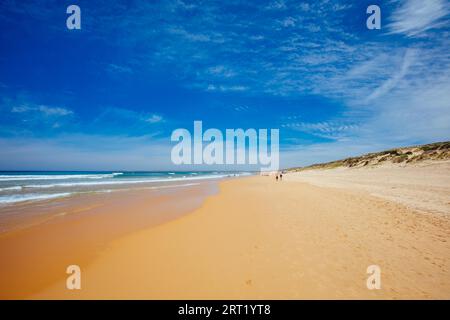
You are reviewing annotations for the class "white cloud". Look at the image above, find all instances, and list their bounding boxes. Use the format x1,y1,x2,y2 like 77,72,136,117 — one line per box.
206,84,248,92
92,107,167,130
11,104,73,117
107,63,133,74
38,105,74,116
166,26,212,42
298,3,310,12
282,17,296,27
11,105,31,113
265,1,286,11
387,0,449,37
364,48,416,103
174,0,196,11
206,65,236,78
282,120,359,140
280,57,450,168
1,0,448,169
233,105,250,112
145,114,164,123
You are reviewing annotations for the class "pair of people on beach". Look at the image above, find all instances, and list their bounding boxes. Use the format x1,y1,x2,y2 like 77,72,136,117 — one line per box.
276,173,283,181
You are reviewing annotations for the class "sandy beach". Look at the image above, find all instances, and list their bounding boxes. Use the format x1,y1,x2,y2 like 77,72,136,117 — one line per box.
1,162,448,299
2,0,450,305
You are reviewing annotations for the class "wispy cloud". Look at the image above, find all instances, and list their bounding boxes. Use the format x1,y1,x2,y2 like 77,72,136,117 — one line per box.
0,97,77,137
106,63,134,75
282,120,359,141
0,0,449,169
265,1,287,11
206,65,236,78
387,0,449,37
91,107,166,135
11,104,73,117
145,114,164,124
233,105,250,112
364,48,416,103
206,84,248,92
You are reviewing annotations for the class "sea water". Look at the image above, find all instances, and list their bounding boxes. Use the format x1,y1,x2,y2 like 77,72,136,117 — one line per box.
0,171,251,205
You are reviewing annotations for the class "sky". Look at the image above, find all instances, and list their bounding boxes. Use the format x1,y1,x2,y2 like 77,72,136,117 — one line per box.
0,0,449,170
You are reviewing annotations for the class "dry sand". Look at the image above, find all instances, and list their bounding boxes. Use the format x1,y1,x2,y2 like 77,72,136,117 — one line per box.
23,165,450,299
287,160,450,215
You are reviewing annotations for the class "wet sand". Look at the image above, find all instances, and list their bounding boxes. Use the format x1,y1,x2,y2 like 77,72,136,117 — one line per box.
17,170,450,299
0,182,216,299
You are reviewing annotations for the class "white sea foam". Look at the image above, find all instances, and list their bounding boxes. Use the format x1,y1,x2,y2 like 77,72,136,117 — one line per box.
23,174,229,189
0,173,251,206
0,186,22,192
0,173,123,181
0,192,72,204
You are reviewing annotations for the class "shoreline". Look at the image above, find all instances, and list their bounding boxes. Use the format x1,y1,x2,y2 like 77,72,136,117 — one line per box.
0,180,219,235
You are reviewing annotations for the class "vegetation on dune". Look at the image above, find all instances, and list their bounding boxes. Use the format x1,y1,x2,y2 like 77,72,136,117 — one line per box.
288,141,450,172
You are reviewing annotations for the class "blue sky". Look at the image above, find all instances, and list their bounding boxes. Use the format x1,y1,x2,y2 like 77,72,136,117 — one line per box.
0,0,449,170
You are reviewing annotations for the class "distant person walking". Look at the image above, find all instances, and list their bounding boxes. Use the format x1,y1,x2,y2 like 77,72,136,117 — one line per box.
276,175,278,181
279,173,283,181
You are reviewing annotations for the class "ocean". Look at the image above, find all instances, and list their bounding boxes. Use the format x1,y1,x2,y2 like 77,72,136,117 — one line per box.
0,171,251,205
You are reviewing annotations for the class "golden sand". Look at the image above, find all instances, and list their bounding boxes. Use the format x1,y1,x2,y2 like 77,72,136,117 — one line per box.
13,171,448,299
